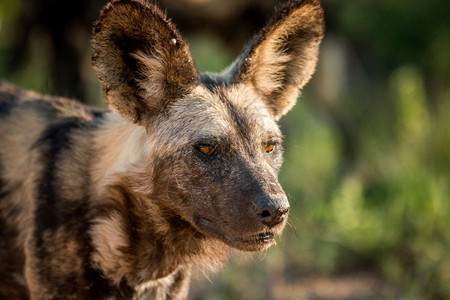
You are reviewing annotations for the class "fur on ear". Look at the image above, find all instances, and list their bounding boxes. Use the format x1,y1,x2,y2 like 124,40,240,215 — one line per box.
92,0,198,125
231,0,324,120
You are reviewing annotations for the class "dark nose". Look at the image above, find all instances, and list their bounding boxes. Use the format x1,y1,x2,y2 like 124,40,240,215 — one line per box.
255,195,290,227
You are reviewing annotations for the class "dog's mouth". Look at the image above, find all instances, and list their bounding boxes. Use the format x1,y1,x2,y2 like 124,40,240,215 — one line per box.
195,217,276,251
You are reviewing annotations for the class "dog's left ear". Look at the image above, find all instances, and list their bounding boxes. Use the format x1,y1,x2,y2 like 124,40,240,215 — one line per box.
230,0,324,120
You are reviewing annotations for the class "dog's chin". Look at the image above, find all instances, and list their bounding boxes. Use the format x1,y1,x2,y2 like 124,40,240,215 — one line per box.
194,217,276,252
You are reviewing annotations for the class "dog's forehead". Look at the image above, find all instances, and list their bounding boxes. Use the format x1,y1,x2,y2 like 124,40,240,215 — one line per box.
156,85,280,143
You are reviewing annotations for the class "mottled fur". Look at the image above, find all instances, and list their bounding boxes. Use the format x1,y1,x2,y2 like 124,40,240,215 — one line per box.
0,0,323,299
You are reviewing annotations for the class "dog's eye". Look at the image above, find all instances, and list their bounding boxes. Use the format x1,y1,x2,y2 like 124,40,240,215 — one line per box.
265,144,276,153
198,145,216,156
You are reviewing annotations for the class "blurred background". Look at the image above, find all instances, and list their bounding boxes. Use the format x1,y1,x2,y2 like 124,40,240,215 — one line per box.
1,0,449,299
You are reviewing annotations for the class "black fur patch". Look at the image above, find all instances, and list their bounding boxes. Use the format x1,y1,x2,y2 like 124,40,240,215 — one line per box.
33,118,84,239
114,184,141,257
0,164,5,199
91,108,107,118
85,267,127,299
0,160,29,299
216,89,252,143
0,100,15,116
199,73,231,91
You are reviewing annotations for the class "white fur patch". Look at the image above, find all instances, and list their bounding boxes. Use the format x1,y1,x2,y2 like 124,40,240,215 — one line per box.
91,212,129,284
90,114,148,192
133,50,166,101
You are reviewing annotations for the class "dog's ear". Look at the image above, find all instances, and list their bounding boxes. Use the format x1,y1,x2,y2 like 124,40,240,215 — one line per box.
230,0,324,120
92,0,198,125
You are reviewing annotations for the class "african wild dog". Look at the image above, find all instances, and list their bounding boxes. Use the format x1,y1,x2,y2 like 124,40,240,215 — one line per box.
0,0,323,298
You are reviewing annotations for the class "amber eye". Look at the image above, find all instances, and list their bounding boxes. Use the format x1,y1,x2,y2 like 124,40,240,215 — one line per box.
198,145,216,156
265,144,275,153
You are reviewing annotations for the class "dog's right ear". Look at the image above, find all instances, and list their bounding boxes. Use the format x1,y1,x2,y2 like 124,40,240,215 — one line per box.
92,0,198,125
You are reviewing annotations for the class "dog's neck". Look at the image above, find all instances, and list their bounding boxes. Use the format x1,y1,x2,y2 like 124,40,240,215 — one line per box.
89,113,148,192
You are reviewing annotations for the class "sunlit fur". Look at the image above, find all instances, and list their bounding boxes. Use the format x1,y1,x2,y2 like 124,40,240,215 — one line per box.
0,0,323,299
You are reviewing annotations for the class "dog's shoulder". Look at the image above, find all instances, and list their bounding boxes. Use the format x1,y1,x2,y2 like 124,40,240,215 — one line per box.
0,80,106,121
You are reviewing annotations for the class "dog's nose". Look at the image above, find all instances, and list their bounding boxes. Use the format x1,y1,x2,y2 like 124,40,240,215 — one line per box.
255,195,289,227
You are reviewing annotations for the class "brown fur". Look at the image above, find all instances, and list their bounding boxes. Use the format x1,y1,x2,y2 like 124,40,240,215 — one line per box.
0,0,323,299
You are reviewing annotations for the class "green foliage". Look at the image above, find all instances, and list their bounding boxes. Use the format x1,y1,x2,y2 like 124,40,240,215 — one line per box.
0,0,20,22
189,33,234,73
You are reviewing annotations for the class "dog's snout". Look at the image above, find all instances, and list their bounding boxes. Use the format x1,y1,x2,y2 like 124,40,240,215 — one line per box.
255,195,289,227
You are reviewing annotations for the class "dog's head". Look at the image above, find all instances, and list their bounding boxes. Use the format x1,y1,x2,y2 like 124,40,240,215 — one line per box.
92,0,323,251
